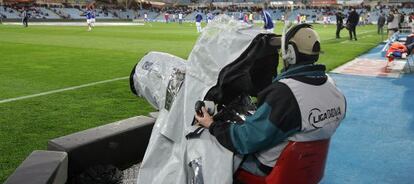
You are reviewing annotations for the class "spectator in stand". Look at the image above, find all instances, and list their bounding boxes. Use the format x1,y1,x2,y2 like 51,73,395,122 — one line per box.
377,11,386,35
347,7,359,41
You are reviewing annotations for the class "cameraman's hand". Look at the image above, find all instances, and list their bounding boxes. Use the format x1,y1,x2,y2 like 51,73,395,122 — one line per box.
195,107,213,128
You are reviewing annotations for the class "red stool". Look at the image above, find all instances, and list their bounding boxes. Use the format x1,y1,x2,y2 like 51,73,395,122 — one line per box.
235,139,330,184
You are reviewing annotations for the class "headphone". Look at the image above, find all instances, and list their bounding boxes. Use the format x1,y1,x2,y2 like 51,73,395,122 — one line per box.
284,43,298,65
282,23,313,66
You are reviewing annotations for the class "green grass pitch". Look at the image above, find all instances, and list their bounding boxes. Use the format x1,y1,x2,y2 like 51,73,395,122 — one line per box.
0,22,383,182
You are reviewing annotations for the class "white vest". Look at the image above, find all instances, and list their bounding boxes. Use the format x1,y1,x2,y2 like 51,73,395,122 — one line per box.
256,76,346,167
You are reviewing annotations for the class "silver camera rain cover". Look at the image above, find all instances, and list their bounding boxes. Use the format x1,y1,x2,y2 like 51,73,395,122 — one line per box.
130,52,186,110
135,15,280,184
187,157,204,184
165,68,186,110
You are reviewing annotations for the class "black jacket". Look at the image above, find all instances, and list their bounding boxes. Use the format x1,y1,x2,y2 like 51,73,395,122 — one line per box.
347,11,359,26
378,15,386,26
336,12,344,25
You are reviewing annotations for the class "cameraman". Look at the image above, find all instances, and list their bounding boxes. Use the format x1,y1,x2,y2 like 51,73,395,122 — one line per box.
195,24,346,177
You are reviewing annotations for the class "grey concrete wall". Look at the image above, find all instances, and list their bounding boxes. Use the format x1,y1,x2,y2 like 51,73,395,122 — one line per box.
48,115,155,178
5,150,68,184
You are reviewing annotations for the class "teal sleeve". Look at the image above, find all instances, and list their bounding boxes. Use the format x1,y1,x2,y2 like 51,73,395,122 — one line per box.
229,103,298,155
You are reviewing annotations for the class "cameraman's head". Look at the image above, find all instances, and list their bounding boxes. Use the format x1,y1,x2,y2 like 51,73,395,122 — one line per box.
282,24,321,70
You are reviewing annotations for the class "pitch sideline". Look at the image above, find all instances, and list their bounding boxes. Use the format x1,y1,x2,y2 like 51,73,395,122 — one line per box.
0,76,129,104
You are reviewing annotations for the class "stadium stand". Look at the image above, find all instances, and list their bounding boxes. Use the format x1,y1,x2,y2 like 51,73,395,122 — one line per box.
94,8,115,19
16,7,62,19
0,2,412,24
57,8,83,19
38,7,60,19
115,9,136,19
0,6,20,19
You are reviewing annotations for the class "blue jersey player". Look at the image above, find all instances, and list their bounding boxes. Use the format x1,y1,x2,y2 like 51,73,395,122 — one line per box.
85,8,95,31
195,12,203,33
262,9,274,33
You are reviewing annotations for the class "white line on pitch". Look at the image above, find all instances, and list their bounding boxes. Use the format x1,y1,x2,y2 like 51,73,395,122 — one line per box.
0,76,129,104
